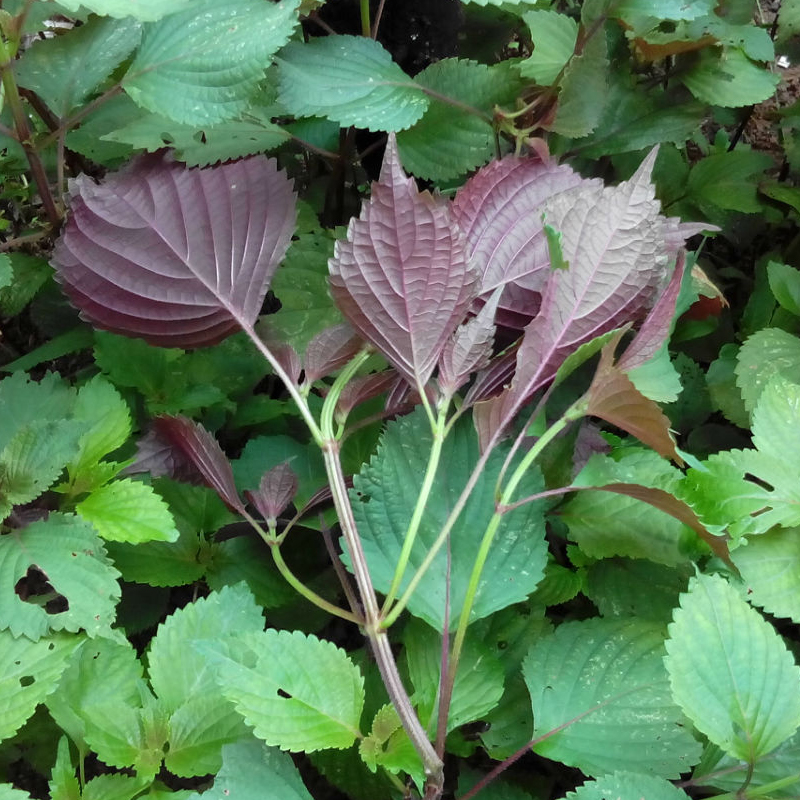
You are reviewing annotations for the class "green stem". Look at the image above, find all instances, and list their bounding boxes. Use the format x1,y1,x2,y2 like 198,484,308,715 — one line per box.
242,509,361,624
382,403,448,614
320,348,372,436
270,537,362,624
444,402,583,715
359,0,370,37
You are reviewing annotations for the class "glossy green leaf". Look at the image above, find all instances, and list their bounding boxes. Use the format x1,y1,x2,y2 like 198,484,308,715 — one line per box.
52,0,193,21
0,253,51,318
666,573,800,760
520,10,577,85
565,771,691,800
351,407,548,631
14,16,141,116
77,479,179,543
733,527,800,625
778,0,800,41
359,705,423,783
149,583,263,712
277,35,427,131
207,630,365,752
185,739,314,800
767,260,800,317
613,0,714,19
0,631,81,743
0,789,33,800
66,376,131,487
0,513,120,640
682,48,779,107
736,328,800,413
397,59,522,181
47,638,144,751
524,618,700,777
0,419,82,514
123,0,299,125
706,344,749,428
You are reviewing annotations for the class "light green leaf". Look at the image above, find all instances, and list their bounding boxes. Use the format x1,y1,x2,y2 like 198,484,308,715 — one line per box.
123,0,299,125
49,735,79,800
627,344,683,403
550,22,608,138
0,255,13,289
524,618,700,777
736,327,800,413
358,705,423,782
207,630,365,752
687,150,773,214
82,774,150,800
67,376,131,488
0,786,33,799
47,638,144,752
405,620,504,734
0,513,120,640
148,583,264,712
666,572,800,760
682,376,800,537
13,16,141,116
0,372,75,453
0,419,83,512
565,771,691,800
277,35,428,131
566,449,701,565
520,10,578,85
351,407,548,631
77,478,179,543
185,739,314,800
732,527,800,624
165,695,248,777
397,59,522,181
53,0,194,21
682,48,779,107
0,631,81,743
768,260,800,317
613,0,714,19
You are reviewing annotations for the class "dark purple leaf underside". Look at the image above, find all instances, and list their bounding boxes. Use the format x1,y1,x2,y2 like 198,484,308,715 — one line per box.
618,251,685,371
52,153,297,349
329,134,477,387
484,149,700,440
152,415,245,513
451,155,589,329
304,323,362,384
246,461,298,520
336,371,398,417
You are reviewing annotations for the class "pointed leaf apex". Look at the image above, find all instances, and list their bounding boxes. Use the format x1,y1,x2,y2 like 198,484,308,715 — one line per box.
246,462,298,521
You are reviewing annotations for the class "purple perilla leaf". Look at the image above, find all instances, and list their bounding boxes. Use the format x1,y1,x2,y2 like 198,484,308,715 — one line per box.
438,286,502,395
329,134,478,388
52,153,297,349
488,148,701,438
304,323,363,384
451,154,591,329
151,415,245,513
245,462,298,521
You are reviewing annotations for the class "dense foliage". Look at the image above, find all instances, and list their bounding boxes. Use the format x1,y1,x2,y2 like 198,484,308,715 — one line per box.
2,1,800,799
